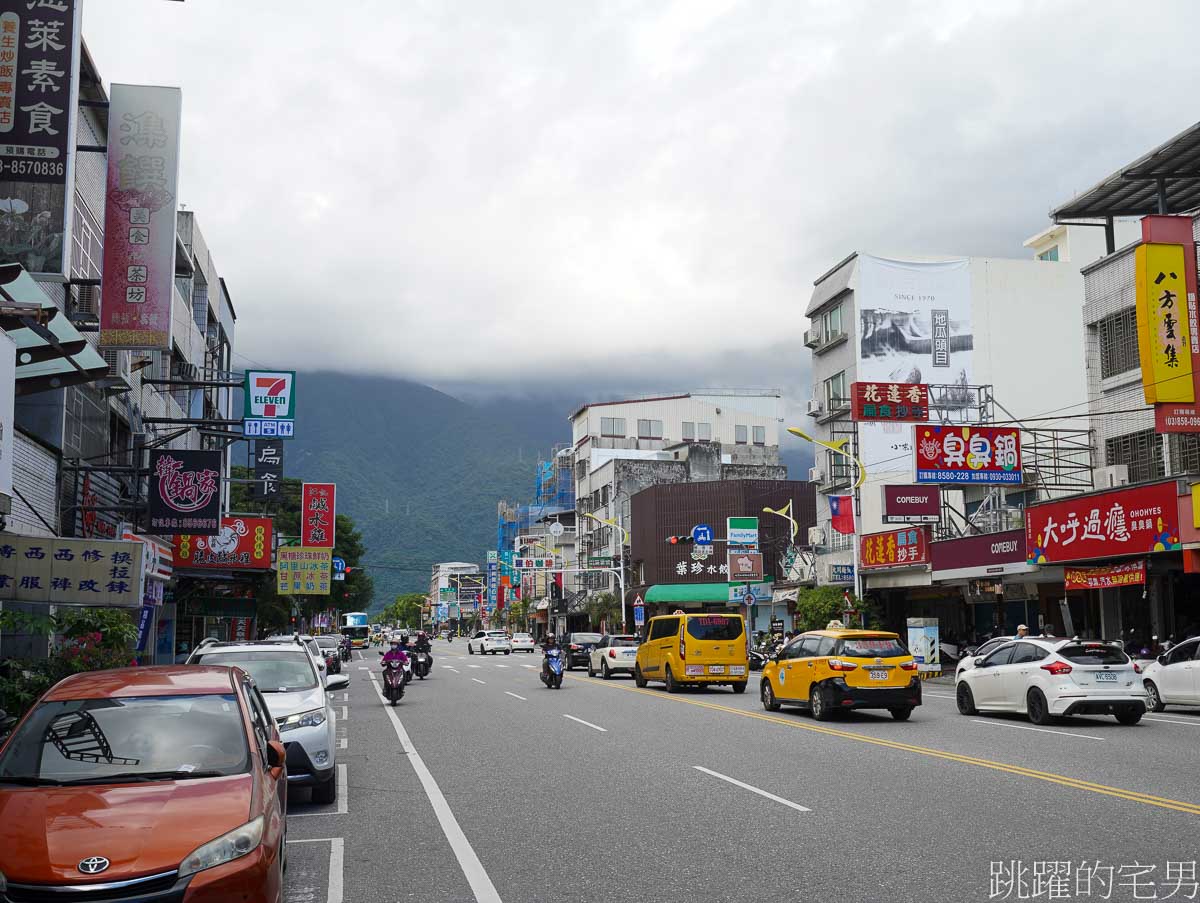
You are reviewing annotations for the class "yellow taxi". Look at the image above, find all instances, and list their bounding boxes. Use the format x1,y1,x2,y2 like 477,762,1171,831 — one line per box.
635,612,749,693
760,628,921,720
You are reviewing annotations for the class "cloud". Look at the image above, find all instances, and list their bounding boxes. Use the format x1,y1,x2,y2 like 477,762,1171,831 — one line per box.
83,0,1200,391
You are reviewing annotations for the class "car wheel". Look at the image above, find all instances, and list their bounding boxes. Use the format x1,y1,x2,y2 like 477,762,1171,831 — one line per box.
1115,708,1143,725
665,665,680,694
809,684,831,721
956,682,977,715
1026,688,1053,725
889,707,913,721
761,680,781,711
468,645,474,655
731,682,746,694
634,665,647,688
602,661,612,680
1144,680,1166,713
588,661,595,677
312,774,337,805
505,650,511,655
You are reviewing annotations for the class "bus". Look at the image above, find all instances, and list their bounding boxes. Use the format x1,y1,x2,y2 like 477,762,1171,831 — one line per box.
341,612,370,649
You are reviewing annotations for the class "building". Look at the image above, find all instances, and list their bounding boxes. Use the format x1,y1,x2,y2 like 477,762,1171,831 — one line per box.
570,391,786,605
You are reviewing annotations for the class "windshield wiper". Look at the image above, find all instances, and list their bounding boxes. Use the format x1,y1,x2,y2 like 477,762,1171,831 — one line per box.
0,775,64,786
62,769,227,785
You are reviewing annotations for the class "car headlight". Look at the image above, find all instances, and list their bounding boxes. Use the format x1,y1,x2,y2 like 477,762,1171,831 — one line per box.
278,707,327,732
178,815,264,878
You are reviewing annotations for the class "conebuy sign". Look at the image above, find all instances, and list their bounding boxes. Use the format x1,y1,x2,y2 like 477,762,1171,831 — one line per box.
244,371,297,420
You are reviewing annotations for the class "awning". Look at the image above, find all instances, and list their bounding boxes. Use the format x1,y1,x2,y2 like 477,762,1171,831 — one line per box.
15,344,108,396
644,583,730,604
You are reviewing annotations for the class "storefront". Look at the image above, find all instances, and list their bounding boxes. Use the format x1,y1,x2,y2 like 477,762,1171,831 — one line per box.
175,596,258,658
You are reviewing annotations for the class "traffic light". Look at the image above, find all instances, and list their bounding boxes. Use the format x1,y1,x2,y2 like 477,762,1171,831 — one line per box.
666,535,695,545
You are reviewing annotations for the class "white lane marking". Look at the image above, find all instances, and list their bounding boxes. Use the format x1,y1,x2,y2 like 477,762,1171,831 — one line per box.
289,763,349,817
338,737,348,749
495,664,508,669
468,664,482,669
923,692,955,699
504,691,526,701
340,706,348,720
522,665,537,670
1144,715,1200,726
370,676,502,902
971,719,1105,741
285,834,345,900
562,714,607,732
357,667,369,671
471,678,487,685
693,765,811,812
445,667,460,673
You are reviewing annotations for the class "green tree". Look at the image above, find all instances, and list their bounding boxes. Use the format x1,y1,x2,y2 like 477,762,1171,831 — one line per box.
380,593,425,628
793,586,878,632
586,591,623,633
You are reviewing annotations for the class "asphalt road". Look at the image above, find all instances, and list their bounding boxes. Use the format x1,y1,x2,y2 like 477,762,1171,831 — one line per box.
284,640,1200,903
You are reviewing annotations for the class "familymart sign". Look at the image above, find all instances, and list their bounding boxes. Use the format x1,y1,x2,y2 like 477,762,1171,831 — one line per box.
244,370,297,438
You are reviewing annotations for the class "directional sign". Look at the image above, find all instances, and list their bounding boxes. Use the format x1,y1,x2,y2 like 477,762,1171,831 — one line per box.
727,517,759,546
332,556,346,582
633,595,645,627
691,523,714,546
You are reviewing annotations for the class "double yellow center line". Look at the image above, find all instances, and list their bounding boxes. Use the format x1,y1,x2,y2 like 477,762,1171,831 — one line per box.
569,675,1200,816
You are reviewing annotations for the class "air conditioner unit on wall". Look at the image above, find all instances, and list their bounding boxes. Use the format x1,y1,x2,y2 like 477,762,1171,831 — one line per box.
1099,464,1129,488
807,526,826,546
806,398,823,416
808,467,825,484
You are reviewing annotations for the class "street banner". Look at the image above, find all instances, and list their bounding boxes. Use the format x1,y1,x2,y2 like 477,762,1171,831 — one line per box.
99,84,182,349
173,517,272,570
850,382,929,422
277,547,332,595
251,439,284,500
243,370,296,438
147,450,222,535
301,482,335,548
0,535,144,606
135,602,154,652
486,553,498,608
1026,481,1181,565
726,550,764,582
229,616,253,642
0,332,13,500
1065,560,1146,591
860,526,931,570
915,425,1021,484
882,485,940,523
0,0,82,277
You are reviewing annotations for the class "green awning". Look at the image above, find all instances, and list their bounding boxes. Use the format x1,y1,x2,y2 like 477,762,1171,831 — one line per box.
644,583,730,603
14,343,108,396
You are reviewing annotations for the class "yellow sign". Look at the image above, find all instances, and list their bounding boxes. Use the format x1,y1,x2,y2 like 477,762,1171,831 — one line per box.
277,548,333,596
1135,243,1194,403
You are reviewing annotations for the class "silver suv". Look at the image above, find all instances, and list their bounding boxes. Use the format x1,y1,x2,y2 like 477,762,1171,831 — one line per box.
187,641,346,803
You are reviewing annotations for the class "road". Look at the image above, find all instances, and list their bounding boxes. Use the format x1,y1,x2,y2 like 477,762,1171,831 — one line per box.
283,641,1200,903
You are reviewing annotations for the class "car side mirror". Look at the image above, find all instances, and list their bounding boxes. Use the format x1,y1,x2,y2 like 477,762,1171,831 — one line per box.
974,657,986,668
1158,654,1168,665
326,673,349,691
267,739,286,772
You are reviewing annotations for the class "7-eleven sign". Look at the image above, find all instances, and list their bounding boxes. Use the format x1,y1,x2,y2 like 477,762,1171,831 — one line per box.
244,371,296,420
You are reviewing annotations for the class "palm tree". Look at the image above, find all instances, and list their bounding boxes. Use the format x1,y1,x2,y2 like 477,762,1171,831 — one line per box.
586,592,622,633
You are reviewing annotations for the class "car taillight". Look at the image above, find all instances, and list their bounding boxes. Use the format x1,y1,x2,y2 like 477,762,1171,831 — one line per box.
679,636,686,660
1133,662,1142,674
899,660,917,671
828,659,857,672
608,649,616,658
1041,660,1073,675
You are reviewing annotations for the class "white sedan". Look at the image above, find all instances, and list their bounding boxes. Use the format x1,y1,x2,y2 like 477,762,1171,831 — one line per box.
956,638,1145,725
1140,636,1200,711
511,633,536,653
954,636,1014,682
587,635,640,679
468,630,513,655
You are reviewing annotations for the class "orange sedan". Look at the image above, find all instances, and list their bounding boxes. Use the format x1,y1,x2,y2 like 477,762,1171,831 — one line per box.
0,666,288,902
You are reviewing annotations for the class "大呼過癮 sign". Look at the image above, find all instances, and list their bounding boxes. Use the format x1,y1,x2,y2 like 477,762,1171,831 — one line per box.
1026,481,1180,565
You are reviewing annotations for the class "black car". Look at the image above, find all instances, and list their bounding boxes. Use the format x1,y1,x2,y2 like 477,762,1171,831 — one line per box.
563,633,603,670
315,635,343,674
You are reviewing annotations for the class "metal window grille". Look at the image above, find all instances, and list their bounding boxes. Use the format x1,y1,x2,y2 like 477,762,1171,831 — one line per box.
1097,308,1139,379
824,520,854,551
1105,429,1163,484
1169,432,1200,475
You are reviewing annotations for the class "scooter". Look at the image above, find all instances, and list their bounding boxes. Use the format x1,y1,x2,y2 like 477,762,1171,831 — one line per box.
413,650,431,679
381,657,406,705
338,639,351,663
540,648,564,689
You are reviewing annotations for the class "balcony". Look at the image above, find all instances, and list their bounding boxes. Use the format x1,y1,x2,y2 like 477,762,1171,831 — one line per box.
805,329,848,356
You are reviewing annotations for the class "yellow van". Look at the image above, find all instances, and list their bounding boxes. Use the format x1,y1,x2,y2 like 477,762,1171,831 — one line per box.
635,612,749,693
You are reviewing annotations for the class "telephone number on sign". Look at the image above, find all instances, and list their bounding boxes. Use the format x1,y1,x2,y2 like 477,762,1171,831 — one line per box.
0,159,65,177
917,469,1023,484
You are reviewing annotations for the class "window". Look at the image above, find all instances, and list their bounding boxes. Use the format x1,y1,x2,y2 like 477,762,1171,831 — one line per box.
244,685,272,761
1037,246,1060,262
823,370,848,409
780,637,806,660
1057,643,1129,665
735,424,748,444
685,616,744,642
752,425,766,445
637,419,663,439
820,303,843,342
1097,309,1139,379
798,636,822,657
600,417,626,437
981,645,1016,667
682,421,695,441
838,637,908,658
815,636,836,657
649,618,680,641
1010,643,1047,664
1169,433,1200,475
1105,429,1164,484
194,650,317,692
697,422,712,441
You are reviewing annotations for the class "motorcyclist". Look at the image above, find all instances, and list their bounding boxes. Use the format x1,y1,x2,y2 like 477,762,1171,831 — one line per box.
380,638,409,667
541,633,561,680
412,630,433,675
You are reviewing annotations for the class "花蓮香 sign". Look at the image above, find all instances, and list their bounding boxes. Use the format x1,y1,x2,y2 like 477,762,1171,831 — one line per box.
915,425,1021,484
851,382,929,422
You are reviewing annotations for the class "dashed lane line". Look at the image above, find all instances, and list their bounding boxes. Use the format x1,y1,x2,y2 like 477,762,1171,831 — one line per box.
693,765,810,812
562,714,606,732
971,719,1106,741
505,691,527,701
471,678,487,685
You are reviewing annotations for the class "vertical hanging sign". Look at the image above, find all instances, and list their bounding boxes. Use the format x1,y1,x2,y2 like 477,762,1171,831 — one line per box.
99,84,182,349
301,483,336,548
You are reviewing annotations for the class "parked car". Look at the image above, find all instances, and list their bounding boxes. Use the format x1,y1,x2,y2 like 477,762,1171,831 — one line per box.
314,634,343,674
635,615,748,693
563,632,603,670
263,633,327,679
760,628,921,720
511,632,536,653
188,642,346,802
468,631,513,655
955,636,1014,682
956,638,1145,725
588,634,640,679
1140,636,1200,711
0,665,287,899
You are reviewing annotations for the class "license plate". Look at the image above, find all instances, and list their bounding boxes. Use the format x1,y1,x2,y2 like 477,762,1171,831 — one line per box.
730,665,746,676
869,670,889,681
1095,671,1118,682
708,665,725,675
685,665,704,676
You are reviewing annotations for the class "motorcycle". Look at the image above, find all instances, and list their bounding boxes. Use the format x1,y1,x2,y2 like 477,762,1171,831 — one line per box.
338,638,351,662
381,657,406,706
413,650,431,680
540,648,564,689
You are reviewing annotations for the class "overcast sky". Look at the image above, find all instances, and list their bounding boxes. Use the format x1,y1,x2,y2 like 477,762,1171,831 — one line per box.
84,0,1200,401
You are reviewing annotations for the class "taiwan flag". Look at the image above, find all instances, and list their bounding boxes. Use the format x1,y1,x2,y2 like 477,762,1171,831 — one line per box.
830,495,855,535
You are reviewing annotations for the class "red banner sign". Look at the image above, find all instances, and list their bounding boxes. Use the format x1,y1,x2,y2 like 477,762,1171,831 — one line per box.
915,425,1022,484
1065,560,1146,591
851,382,928,422
1026,481,1181,565
301,483,336,548
229,617,254,643
860,526,930,570
173,517,272,570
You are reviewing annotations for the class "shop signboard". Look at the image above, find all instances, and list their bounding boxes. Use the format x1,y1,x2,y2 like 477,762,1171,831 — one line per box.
931,529,1028,581
1064,560,1147,591
147,450,222,535
251,439,284,500
726,516,758,545
850,382,929,422
0,535,144,606
300,483,335,548
514,557,554,569
828,563,855,585
228,617,253,642
859,526,930,570
243,370,297,438
1135,242,1195,404
0,332,12,501
173,517,272,570
727,581,772,605
914,425,1022,484
726,550,764,582
276,547,332,595
1026,481,1181,565
882,485,941,523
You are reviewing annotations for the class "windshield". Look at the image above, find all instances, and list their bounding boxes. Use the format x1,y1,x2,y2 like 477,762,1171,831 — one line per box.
195,650,318,692
315,636,339,649
342,626,370,640
838,637,908,658
611,636,639,647
570,634,602,644
685,617,743,642
0,694,248,785
1058,643,1129,665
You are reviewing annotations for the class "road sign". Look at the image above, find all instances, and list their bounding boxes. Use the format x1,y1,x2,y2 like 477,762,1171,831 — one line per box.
332,556,346,582
691,523,714,546
549,521,565,538
727,516,759,546
633,594,645,627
